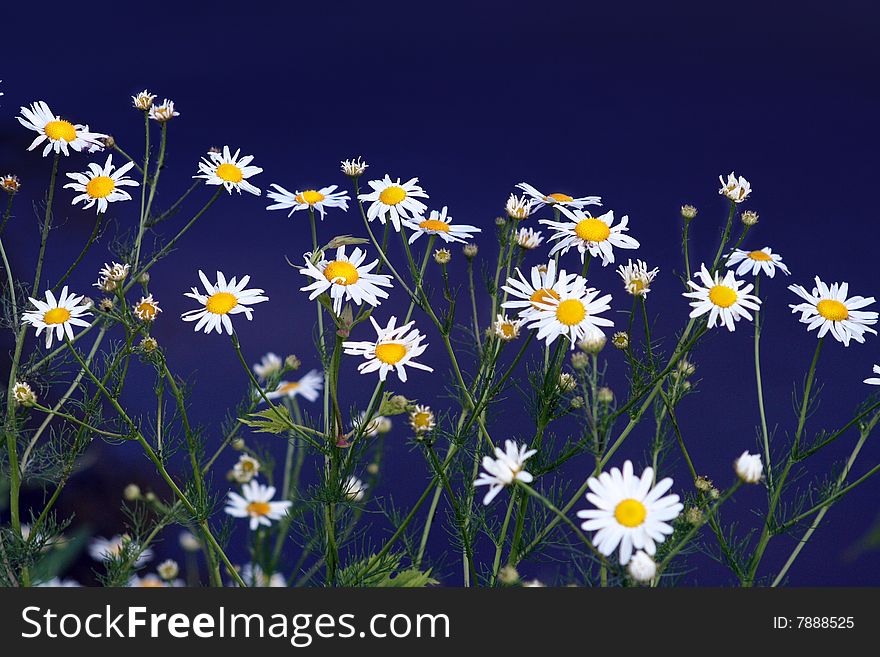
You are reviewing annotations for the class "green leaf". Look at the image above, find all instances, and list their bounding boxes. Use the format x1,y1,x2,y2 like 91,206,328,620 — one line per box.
239,407,295,435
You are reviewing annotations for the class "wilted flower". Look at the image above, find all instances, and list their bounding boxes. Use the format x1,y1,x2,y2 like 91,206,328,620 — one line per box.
718,172,751,203
132,90,156,111
1,174,21,194
505,193,533,220
617,259,659,297
341,157,368,177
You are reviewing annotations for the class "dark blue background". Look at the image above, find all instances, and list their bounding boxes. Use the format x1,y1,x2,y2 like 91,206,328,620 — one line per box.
2,0,879,585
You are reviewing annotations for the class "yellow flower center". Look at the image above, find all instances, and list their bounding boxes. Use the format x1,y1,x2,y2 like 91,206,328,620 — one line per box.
137,301,158,320
630,279,647,293
85,176,116,199
44,119,77,142
278,382,300,394
240,460,256,473
412,412,432,429
43,307,71,325
324,260,359,285
529,287,560,310
816,299,849,322
574,218,611,242
205,291,238,314
215,163,243,183
379,185,407,205
747,250,773,261
708,285,737,308
614,498,647,527
295,190,325,205
374,342,407,364
545,193,574,203
246,501,272,516
555,299,586,326
418,219,450,232
500,323,516,338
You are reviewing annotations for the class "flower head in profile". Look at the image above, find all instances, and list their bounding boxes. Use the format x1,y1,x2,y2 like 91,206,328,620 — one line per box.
1,174,21,194
474,440,537,505
358,175,429,231
540,208,639,266
788,277,877,346
224,480,292,530
515,227,543,250
181,270,268,335
266,184,350,220
505,193,533,220
402,206,481,244
253,352,283,380
194,146,262,195
515,182,601,211
617,259,659,297
18,101,107,156
865,365,880,386
22,287,92,348
734,451,763,484
232,455,261,484
264,369,323,403
132,90,156,110
409,404,436,434
727,247,790,278
149,99,179,122
341,157,369,178
719,172,751,203
493,314,522,341
342,315,433,383
577,460,683,565
134,294,162,322
343,476,367,502
300,246,393,316
501,260,573,320
683,264,761,331
88,535,153,566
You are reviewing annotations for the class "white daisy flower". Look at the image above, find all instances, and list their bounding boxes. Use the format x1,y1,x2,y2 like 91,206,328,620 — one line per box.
515,182,601,211
521,274,613,349
617,259,659,297
505,193,533,220
22,287,92,349
474,439,537,505
358,175,429,231
64,154,138,213
1,174,21,194
133,294,162,322
194,146,262,196
132,90,156,111
149,99,179,122
12,381,37,406
402,206,481,244
515,227,543,250
266,184,350,220
493,313,522,341
342,315,433,383
156,559,180,581
734,451,763,484
17,101,107,157
501,260,574,320
224,480,292,531
343,476,367,501
264,369,323,403
682,264,761,331
719,172,751,203
181,270,268,335
788,277,878,346
864,365,880,386
232,455,261,484
341,157,369,177
239,563,286,588
628,551,657,584
253,352,283,380
727,247,790,278
409,404,436,434
98,261,130,282
300,246,393,316
541,208,639,266
576,460,683,565
88,535,153,566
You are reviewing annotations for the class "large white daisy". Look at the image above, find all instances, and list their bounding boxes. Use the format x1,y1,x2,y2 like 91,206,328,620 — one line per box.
474,439,537,505
515,182,601,211
576,460,683,565
194,146,262,196
342,316,433,383
501,260,574,320
266,184,350,220
540,208,639,266
358,175,428,231
17,101,106,157
64,154,139,213
520,273,614,348
682,264,761,331
299,246,393,316
22,287,92,348
224,481,292,531
402,206,481,244
181,270,268,335
727,247,790,278
788,277,878,346
264,369,323,403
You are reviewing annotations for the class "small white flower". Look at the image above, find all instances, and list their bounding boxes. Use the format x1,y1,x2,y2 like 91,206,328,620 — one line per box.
194,145,262,196
474,439,537,505
683,264,761,331
358,175,429,231
515,226,543,250
505,193,533,220
341,157,369,177
409,404,436,434
343,476,367,501
515,182,601,211
12,381,37,406
342,316,433,383
402,206,481,244
149,99,179,122
17,101,107,156
266,184,350,220
224,480,292,531
179,531,201,552
788,277,877,346
628,551,657,583
157,559,180,581
22,287,93,348
64,155,138,213
253,352,283,380
181,270,268,335
232,455,261,483
98,261,130,283
133,294,162,322
132,90,156,111
734,451,763,484
88,535,153,566
719,172,751,203
264,369,323,403
727,247,790,278
617,259,659,297
494,313,522,341
540,208,640,266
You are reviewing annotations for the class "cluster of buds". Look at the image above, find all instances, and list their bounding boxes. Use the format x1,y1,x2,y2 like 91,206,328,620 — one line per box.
558,372,577,393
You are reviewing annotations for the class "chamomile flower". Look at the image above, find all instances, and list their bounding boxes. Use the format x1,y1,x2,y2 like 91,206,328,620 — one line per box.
88,535,153,566
402,206,481,244
266,184,350,220
576,460,683,565
181,270,268,335
343,476,367,502
12,382,37,406
474,439,537,505
22,287,92,348
128,575,170,588
149,99,178,122
194,146,262,196
719,172,751,203
515,227,543,250
97,261,130,283
521,274,614,349
541,208,639,266
265,369,323,403
494,314,522,341
727,247,790,278
132,90,156,110
682,264,761,331
17,101,107,157
342,315,433,383
788,278,878,346
341,157,369,177
628,551,657,584
505,193,533,220
501,260,574,320
617,259,659,297
133,294,162,322
300,246,393,316
232,455,261,484
358,175,429,231
515,182,601,211
864,365,880,385
734,451,763,484
409,404,436,434
1,174,21,194
224,480,292,531
253,352,283,380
